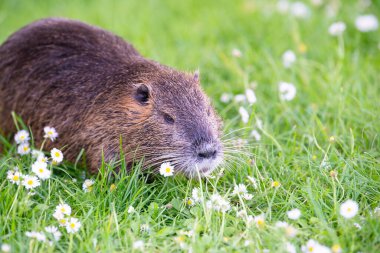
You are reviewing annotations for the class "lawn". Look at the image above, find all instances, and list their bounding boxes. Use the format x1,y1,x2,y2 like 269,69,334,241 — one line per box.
0,0,380,252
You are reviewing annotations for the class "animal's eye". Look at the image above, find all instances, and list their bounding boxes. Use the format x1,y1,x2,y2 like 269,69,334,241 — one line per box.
163,113,175,124
135,84,149,105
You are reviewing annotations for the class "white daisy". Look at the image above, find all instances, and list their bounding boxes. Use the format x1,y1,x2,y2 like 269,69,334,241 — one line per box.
55,203,72,216
208,193,231,212
239,107,250,124
279,82,296,101
66,217,81,233
233,183,248,195
25,231,46,242
355,14,378,32
290,2,310,19
245,88,257,104
22,175,40,189
44,126,58,141
340,199,359,219
32,161,51,180
17,143,31,155
186,198,195,206
50,148,63,163
37,155,48,163
133,240,144,250
247,176,258,189
231,48,242,58
282,50,296,68
45,226,62,241
82,179,95,192
275,221,298,238
127,205,135,214
328,21,346,36
243,193,253,200
14,130,30,144
234,94,246,103
302,239,331,253
250,130,261,141
220,93,233,103
159,162,174,177
253,214,265,228
192,188,202,203
286,242,297,253
7,170,23,185
1,243,11,253
287,208,301,220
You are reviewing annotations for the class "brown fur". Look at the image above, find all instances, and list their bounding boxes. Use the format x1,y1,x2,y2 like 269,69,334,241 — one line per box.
0,18,223,176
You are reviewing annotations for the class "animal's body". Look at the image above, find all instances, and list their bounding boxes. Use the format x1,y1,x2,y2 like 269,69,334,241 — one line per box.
0,18,223,176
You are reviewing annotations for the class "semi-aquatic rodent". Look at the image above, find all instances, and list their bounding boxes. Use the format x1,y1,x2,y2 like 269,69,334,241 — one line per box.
0,18,223,176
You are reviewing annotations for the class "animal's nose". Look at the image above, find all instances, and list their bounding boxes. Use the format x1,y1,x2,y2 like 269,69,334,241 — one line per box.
197,147,218,160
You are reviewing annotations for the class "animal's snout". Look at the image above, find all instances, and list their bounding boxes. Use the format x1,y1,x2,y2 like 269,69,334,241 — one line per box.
194,141,219,161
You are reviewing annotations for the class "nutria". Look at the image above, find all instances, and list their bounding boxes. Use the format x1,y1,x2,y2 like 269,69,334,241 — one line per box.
0,18,223,177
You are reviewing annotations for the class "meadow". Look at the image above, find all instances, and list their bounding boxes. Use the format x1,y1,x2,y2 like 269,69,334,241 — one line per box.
0,0,380,252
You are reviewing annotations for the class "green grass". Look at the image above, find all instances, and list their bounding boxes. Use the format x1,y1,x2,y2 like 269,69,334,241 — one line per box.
1,0,380,252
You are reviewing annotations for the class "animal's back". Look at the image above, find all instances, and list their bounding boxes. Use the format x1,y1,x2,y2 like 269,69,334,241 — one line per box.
0,18,140,136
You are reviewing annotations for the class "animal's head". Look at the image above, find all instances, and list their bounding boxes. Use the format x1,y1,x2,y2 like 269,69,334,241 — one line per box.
118,61,223,177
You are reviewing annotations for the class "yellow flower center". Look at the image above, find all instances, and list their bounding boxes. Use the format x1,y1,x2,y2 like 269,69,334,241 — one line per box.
55,152,60,157
48,131,53,135
39,168,44,173
59,219,66,225
308,247,314,252
13,175,19,181
20,136,25,140
23,146,29,152
257,219,264,227
187,199,193,205
272,181,280,187
70,223,75,228
347,207,352,212
61,208,66,213
165,167,171,173
27,180,33,185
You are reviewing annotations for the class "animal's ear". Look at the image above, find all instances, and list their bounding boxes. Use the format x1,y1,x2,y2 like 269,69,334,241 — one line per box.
193,69,200,82
134,84,150,105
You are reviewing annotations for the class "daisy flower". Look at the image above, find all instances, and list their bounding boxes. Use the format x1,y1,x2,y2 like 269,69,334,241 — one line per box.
82,179,95,192
253,214,265,228
207,193,231,212
328,21,346,36
1,244,11,253
247,176,258,189
279,82,296,101
22,175,40,189
127,205,135,214
286,242,297,253
25,231,46,242
245,88,257,104
17,143,31,155
287,208,301,220
282,50,296,68
290,2,310,19
239,107,249,124
231,48,242,58
331,244,342,253
355,14,378,32
55,203,72,216
271,180,281,188
243,193,253,200
66,217,81,233
32,161,51,180
31,149,44,158
220,93,233,103
340,199,359,219
233,183,248,195
234,94,246,103
302,239,331,253
186,198,195,207
192,188,202,203
7,170,23,185
50,148,63,163
159,162,174,177
133,240,144,250
44,126,58,141
250,130,261,141
275,221,298,238
45,226,62,241
14,130,30,144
